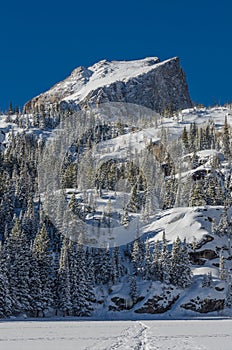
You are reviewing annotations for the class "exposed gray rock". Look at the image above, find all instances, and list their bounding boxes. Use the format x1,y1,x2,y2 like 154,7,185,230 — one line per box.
181,297,224,313
194,234,214,249
134,294,179,314
189,249,218,265
109,296,144,311
24,57,192,114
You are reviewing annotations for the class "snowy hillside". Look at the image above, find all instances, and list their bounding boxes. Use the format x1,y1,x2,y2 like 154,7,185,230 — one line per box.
94,106,232,162
1,58,232,320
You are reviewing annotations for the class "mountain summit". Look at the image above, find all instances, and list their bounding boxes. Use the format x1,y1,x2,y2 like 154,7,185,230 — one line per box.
25,56,192,113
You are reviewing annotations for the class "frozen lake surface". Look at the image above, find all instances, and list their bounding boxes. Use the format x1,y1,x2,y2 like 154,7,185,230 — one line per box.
0,319,232,349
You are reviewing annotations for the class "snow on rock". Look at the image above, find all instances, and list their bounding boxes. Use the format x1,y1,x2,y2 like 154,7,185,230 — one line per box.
24,56,192,113
146,206,218,244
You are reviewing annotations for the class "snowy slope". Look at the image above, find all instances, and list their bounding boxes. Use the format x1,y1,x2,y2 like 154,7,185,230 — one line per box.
63,57,161,103
24,56,192,113
94,106,232,162
1,104,232,319
25,57,161,107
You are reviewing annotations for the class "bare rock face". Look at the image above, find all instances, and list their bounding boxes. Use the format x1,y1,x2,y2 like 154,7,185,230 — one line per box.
25,57,192,113
181,297,224,313
135,293,179,314
189,249,218,265
109,296,144,311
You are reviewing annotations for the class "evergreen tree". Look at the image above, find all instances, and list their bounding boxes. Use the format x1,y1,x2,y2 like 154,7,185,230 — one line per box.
129,275,138,304
160,231,171,284
131,239,142,276
33,224,53,314
58,237,72,316
219,252,227,280
5,219,31,314
189,180,206,207
189,122,198,152
218,207,229,236
85,248,96,305
226,275,232,308
202,272,213,288
121,208,129,227
182,126,189,152
178,239,192,288
163,171,177,209
0,244,12,317
222,116,231,159
144,239,152,280
112,245,122,284
0,272,12,317
170,236,182,286
128,185,141,212
151,240,161,281
74,236,93,316
29,244,43,317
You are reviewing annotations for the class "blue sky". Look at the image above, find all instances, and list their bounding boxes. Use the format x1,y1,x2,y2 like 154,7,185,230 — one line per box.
0,0,231,111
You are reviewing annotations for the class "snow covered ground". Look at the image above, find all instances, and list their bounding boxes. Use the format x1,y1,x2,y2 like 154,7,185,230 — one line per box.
0,319,232,350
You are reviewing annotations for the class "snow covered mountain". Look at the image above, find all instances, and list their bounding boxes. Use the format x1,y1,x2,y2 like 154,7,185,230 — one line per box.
1,50,232,320
24,56,192,113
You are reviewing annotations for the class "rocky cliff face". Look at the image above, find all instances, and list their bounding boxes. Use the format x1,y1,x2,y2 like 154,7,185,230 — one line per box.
25,56,192,113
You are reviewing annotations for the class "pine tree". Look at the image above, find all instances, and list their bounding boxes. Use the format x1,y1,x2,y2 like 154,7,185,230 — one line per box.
33,224,53,315
170,236,182,286
58,237,72,316
50,243,61,316
131,239,140,276
163,171,177,209
85,249,96,305
74,237,93,316
128,185,141,212
99,245,112,285
219,252,227,280
5,218,31,315
151,240,161,281
206,176,217,205
29,244,43,317
160,231,171,284
202,272,213,288
0,272,11,317
182,126,189,152
112,245,122,284
7,101,13,115
66,241,77,316
178,239,192,288
226,275,232,308
129,275,138,304
144,240,152,280
121,208,129,227
222,116,231,159
189,180,206,207
0,244,12,317
189,122,198,153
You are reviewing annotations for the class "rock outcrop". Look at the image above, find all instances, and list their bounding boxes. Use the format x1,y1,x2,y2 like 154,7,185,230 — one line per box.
181,297,224,313
25,56,192,113
135,293,179,314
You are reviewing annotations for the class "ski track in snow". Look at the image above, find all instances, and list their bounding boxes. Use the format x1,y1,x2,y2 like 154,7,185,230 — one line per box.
85,321,205,350
85,321,148,350
1,320,232,350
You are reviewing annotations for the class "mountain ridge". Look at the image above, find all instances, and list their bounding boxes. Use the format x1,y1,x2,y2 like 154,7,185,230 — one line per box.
24,56,192,113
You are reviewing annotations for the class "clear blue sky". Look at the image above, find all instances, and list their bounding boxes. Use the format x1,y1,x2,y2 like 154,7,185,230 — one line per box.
0,0,231,111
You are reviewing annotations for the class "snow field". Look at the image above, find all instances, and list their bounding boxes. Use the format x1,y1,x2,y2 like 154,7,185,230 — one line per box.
0,320,231,350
